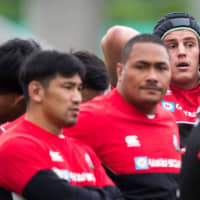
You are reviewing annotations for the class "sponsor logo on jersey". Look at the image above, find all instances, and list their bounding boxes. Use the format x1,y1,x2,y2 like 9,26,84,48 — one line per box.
53,167,70,182
176,103,197,118
148,158,181,168
52,167,96,183
134,157,181,170
134,157,149,169
49,151,64,162
161,101,175,112
84,153,94,169
125,135,140,147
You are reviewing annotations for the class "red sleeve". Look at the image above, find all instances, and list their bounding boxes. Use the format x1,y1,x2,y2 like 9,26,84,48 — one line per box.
0,122,10,135
0,135,51,194
0,115,25,135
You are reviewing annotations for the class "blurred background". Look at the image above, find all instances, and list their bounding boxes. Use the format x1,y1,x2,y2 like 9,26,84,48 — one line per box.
0,0,199,55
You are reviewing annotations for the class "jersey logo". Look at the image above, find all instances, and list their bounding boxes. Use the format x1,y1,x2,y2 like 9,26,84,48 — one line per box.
125,135,140,147
52,167,96,183
134,157,149,170
84,153,94,169
161,101,175,112
49,151,64,162
53,167,70,182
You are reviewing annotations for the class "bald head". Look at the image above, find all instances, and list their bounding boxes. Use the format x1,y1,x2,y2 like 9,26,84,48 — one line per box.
101,25,140,86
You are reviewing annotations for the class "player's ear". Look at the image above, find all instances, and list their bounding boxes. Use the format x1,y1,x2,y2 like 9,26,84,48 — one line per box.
13,94,24,106
28,81,45,103
117,62,124,82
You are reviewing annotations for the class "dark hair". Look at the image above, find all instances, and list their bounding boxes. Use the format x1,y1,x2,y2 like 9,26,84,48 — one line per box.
72,51,109,91
153,12,200,39
19,50,86,102
121,33,168,64
0,38,41,94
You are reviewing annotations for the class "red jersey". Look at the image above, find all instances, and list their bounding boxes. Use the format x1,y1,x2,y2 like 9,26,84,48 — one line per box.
0,114,25,135
64,88,181,200
161,85,200,147
0,118,117,199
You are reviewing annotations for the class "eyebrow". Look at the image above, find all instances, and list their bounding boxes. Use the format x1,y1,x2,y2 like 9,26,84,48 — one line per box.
61,81,82,86
164,37,197,43
136,60,168,65
135,61,149,65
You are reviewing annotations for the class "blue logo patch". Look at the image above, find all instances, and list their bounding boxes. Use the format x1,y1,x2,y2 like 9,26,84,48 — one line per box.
134,157,149,170
59,170,71,182
161,101,175,112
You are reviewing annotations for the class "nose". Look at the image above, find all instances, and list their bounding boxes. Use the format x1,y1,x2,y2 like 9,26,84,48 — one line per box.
177,43,186,56
72,89,82,104
146,68,158,82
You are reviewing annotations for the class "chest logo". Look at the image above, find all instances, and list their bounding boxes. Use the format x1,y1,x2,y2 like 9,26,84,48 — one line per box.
49,151,64,162
134,157,149,170
125,135,140,147
161,101,175,112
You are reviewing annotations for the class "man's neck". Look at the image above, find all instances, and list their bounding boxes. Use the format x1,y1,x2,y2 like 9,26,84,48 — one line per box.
25,112,62,135
171,78,200,90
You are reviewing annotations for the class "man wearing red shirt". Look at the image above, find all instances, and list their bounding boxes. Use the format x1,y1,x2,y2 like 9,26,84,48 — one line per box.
0,50,123,200
153,12,200,148
65,34,181,200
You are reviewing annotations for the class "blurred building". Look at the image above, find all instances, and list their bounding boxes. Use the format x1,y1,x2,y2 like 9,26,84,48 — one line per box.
24,0,103,54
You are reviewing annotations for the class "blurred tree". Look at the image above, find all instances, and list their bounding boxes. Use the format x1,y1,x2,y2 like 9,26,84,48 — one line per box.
104,0,188,21
0,0,24,23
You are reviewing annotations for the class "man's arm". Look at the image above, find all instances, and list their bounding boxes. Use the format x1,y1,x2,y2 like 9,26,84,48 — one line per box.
23,169,123,200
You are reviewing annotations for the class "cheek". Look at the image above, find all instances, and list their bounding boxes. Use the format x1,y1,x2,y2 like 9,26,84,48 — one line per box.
192,52,199,65
161,75,171,88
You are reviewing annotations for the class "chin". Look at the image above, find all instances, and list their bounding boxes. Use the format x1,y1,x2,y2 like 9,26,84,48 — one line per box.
143,98,160,105
65,120,77,127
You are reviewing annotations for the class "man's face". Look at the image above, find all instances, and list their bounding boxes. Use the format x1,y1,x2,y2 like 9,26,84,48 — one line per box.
117,42,171,114
41,74,82,127
163,29,199,89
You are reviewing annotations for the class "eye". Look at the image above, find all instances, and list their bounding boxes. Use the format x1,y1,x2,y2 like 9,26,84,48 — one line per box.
185,42,194,48
166,43,177,49
63,85,72,89
136,65,146,70
78,85,84,91
157,65,168,71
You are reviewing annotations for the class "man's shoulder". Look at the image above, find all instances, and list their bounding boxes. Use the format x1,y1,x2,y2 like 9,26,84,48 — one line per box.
0,121,44,154
0,114,25,135
80,90,114,113
157,104,177,122
67,136,96,154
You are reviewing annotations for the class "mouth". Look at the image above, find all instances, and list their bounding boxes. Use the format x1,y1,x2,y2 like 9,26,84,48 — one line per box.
69,107,79,116
176,62,189,68
141,86,162,92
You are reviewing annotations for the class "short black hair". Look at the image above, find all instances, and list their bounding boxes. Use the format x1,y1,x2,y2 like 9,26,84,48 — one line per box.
0,38,41,94
153,12,200,39
19,50,86,102
121,33,169,64
72,51,109,91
